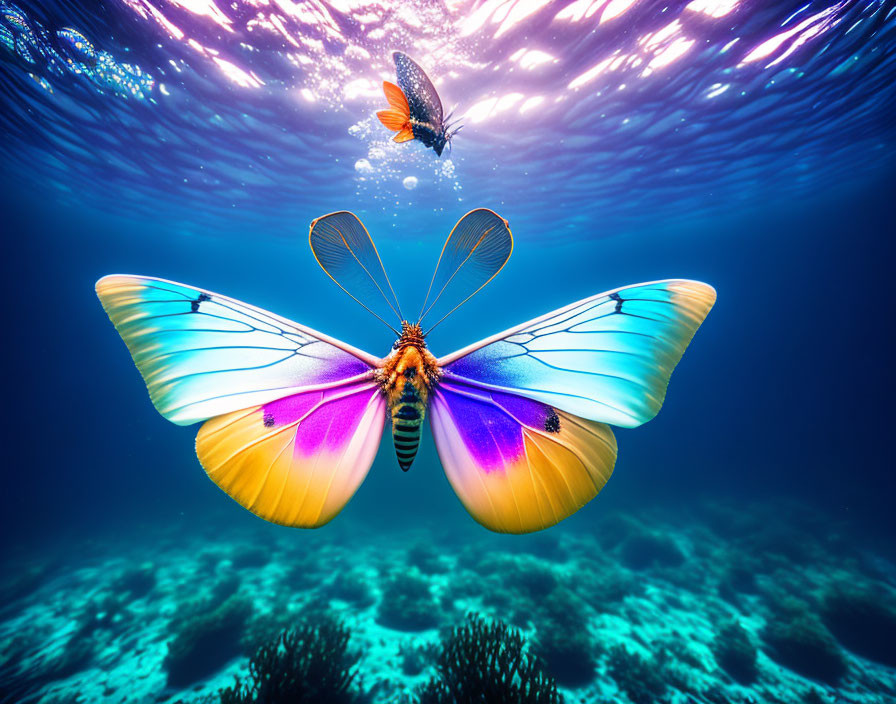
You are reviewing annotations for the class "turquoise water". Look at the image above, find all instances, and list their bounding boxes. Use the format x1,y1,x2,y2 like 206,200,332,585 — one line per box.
2,1,896,702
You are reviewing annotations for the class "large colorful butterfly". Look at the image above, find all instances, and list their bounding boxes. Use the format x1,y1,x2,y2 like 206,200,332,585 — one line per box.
96,209,715,533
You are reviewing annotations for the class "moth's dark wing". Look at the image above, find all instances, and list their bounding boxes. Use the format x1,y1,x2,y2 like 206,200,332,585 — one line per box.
393,51,443,126
411,123,440,148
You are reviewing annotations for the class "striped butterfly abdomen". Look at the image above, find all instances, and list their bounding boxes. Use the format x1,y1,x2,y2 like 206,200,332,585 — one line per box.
391,390,425,472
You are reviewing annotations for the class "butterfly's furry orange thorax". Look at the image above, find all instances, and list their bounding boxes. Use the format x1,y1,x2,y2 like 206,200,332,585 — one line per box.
377,323,440,407
377,323,440,471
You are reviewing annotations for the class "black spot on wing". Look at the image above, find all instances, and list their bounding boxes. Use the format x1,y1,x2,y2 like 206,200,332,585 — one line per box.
609,292,623,313
544,411,561,434
191,292,212,313
263,412,275,428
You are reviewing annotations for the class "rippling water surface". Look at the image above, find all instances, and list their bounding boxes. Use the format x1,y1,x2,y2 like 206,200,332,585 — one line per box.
2,0,895,234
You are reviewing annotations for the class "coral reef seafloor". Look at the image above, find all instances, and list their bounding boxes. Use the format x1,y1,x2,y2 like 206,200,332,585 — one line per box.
1,500,895,704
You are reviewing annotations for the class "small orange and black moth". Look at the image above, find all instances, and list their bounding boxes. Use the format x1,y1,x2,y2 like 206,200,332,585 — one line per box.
377,51,461,156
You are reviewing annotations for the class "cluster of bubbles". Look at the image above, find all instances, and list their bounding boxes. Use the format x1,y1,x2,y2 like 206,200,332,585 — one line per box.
348,115,462,204
0,2,153,99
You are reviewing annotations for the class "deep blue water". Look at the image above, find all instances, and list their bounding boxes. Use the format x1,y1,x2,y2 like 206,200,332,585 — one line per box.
2,1,895,703
4,170,895,544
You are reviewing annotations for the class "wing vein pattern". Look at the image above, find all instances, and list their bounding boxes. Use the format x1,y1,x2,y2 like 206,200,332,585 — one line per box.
439,280,716,428
430,378,618,533
419,209,512,330
96,275,378,425
97,275,387,529
309,212,403,330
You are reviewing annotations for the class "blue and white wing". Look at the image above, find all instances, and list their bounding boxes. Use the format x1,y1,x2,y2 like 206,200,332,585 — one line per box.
437,280,716,428
96,275,380,426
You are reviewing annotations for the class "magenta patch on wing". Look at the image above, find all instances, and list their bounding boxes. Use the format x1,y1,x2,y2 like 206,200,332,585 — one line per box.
434,380,558,474
262,391,320,428
261,382,378,454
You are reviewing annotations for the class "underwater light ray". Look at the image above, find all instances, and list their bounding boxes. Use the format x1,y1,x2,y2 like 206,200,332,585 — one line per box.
0,0,894,233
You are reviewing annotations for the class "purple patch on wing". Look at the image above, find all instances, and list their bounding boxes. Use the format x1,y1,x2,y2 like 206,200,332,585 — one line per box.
262,383,378,455
304,342,371,382
436,381,557,474
294,385,375,455
262,390,321,428
489,389,555,429
445,341,525,388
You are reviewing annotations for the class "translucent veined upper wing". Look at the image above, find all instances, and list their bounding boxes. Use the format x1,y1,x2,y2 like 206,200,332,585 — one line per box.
309,211,403,331
96,275,378,425
438,280,716,428
394,51,443,126
418,209,512,331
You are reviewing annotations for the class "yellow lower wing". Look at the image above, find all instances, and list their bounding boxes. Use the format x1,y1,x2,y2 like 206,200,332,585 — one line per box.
430,383,617,534
195,381,385,528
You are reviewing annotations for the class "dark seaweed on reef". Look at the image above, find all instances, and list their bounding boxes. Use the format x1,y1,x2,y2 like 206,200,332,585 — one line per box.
241,607,304,657
377,572,440,632
112,563,157,599
327,570,375,608
219,616,361,704
717,562,759,605
820,583,896,667
408,543,449,575
400,640,439,677
712,621,758,684
416,614,562,704
0,630,95,704
165,594,251,688
606,645,669,704
579,561,644,612
761,600,847,685
532,587,597,688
